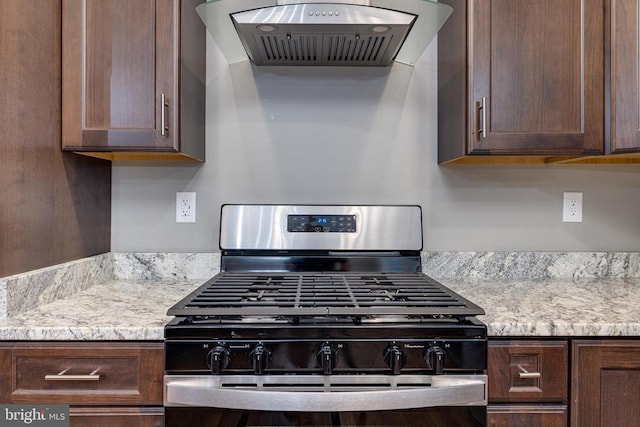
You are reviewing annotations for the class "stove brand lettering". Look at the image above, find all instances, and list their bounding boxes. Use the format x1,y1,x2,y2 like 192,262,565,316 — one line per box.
0,405,69,426
404,344,424,349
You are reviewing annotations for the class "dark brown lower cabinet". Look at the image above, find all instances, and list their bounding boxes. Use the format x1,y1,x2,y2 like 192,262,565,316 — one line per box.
488,340,568,426
0,342,164,427
488,405,567,427
572,340,640,427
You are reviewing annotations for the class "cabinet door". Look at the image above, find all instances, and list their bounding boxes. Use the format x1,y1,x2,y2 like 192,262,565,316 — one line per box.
62,0,178,152
572,340,640,427
611,0,640,153
469,0,604,155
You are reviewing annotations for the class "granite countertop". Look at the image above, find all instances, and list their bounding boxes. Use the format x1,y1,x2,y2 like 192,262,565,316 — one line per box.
441,278,640,337
1,275,640,340
0,279,201,340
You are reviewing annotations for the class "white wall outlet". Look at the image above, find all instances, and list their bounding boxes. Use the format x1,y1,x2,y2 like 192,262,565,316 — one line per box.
176,192,196,223
562,191,583,223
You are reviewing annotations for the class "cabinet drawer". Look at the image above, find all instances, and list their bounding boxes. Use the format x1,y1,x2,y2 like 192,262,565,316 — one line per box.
70,407,163,427
0,342,163,405
488,340,568,403
488,404,567,427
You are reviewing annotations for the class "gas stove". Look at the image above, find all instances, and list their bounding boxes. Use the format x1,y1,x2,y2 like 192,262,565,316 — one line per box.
164,205,487,426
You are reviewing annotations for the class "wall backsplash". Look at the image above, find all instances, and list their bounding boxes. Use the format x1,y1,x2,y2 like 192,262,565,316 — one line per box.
422,252,640,279
111,34,640,252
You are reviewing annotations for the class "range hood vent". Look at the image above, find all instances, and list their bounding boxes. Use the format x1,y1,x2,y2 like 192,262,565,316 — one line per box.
251,33,394,65
196,0,453,67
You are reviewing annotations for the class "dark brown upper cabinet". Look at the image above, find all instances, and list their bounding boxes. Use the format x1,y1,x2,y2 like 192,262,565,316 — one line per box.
610,0,640,155
438,0,605,164
62,0,205,162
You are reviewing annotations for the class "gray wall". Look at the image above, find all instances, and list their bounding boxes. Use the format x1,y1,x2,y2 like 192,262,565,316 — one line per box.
111,37,640,252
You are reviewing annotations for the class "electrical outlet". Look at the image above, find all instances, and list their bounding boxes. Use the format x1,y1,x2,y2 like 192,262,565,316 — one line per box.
176,192,196,223
562,192,582,223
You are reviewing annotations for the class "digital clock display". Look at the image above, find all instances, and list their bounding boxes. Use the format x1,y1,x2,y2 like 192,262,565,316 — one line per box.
287,215,356,233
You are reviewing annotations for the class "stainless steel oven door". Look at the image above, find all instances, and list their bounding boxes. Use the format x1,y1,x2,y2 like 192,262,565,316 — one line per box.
164,374,487,411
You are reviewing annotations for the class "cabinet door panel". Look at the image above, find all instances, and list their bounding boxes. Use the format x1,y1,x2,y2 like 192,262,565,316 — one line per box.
84,0,155,130
611,0,640,153
469,0,604,155
490,1,581,134
572,340,640,427
62,0,177,151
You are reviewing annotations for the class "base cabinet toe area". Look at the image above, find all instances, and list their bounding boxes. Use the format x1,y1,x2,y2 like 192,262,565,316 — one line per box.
0,342,163,427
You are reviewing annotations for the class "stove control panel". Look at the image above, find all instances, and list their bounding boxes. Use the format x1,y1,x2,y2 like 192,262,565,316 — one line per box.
166,337,486,375
287,214,357,233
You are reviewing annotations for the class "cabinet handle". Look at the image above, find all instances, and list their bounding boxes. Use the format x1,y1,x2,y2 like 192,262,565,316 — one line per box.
478,96,487,139
517,365,541,379
161,93,168,136
478,96,487,138
45,368,101,381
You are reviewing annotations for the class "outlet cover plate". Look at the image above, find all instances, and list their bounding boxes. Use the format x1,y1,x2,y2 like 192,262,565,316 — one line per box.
562,191,582,223
176,192,196,223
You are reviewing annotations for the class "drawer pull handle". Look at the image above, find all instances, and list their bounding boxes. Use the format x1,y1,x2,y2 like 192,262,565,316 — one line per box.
517,365,541,379
45,368,101,381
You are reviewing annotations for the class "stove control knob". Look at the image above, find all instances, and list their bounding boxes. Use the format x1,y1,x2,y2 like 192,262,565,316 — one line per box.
207,345,231,374
384,344,406,375
250,344,271,374
424,346,446,375
317,343,338,375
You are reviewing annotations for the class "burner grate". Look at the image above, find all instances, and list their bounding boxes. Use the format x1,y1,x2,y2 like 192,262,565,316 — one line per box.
168,272,484,317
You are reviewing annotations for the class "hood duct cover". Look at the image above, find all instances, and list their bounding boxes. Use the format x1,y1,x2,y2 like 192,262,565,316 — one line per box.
196,0,453,67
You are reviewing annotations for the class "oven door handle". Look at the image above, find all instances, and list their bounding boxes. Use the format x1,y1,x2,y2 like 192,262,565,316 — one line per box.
164,374,487,411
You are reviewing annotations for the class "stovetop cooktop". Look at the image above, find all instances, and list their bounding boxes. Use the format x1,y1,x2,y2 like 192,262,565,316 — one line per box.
167,271,485,318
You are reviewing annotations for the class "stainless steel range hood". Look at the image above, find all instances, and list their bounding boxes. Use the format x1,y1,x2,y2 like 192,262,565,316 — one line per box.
196,0,453,67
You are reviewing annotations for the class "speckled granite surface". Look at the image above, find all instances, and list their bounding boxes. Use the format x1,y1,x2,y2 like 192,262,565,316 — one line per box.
440,278,640,336
2,276,640,339
422,252,640,279
0,279,200,340
2,251,640,340
113,252,220,280
0,254,113,318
